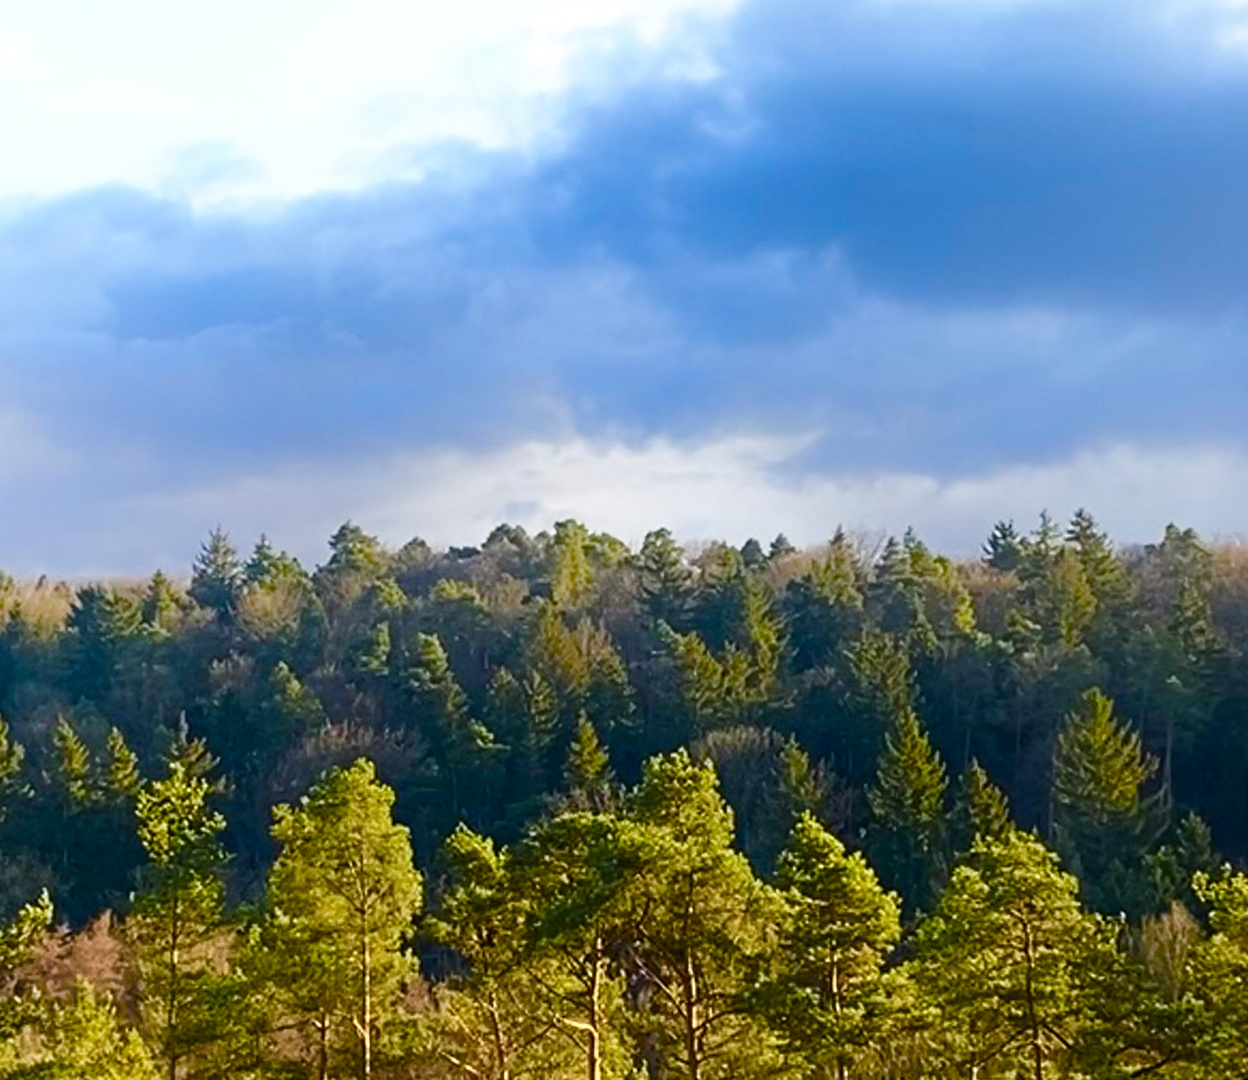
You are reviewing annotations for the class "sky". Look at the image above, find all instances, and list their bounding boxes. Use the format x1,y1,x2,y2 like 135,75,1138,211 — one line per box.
0,0,1245,575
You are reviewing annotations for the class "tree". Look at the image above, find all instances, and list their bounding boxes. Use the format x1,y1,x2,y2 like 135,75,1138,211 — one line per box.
562,715,615,813
129,760,228,1080
422,826,566,1080
265,759,422,1080
910,830,1111,1080
613,751,782,1080
188,529,242,623
549,520,594,609
407,634,498,828
0,979,157,1079
0,890,53,1041
951,759,1012,856
750,814,901,1079
1053,689,1162,915
866,704,948,915
637,529,693,630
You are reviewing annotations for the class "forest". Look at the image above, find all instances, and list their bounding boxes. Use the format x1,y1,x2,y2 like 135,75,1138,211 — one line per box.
0,511,1242,1078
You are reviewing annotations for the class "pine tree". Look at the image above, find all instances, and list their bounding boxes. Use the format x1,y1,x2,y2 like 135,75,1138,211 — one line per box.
7,978,158,1078
516,812,631,1080
130,760,228,1080
105,727,142,799
0,889,53,1040
407,633,497,826
550,519,594,608
614,751,783,1079
142,571,181,632
983,520,1023,572
910,831,1111,1080
422,826,565,1080
265,759,422,1080
750,814,901,1080
638,528,693,629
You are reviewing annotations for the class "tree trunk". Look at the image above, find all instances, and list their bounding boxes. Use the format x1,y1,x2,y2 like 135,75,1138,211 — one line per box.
682,949,701,1080
587,941,603,1080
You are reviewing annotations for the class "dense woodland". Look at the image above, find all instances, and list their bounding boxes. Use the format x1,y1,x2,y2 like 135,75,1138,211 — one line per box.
0,511,1243,1078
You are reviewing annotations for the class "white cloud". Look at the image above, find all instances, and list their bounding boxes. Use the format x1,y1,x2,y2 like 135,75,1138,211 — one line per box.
0,0,735,204
109,434,1246,574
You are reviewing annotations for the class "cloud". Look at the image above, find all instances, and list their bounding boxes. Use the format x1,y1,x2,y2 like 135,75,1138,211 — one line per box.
7,432,1241,576
0,0,1243,573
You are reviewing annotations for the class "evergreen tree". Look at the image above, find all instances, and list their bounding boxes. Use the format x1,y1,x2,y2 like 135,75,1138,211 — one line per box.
1053,689,1162,914
130,760,228,1080
550,519,594,609
422,826,566,1080
407,633,497,827
0,890,52,1040
983,520,1023,573
614,751,782,1079
0,979,157,1079
188,529,242,623
562,715,615,812
265,759,422,1080
866,705,948,914
951,758,1012,856
750,814,901,1080
910,831,1111,1080
638,529,693,629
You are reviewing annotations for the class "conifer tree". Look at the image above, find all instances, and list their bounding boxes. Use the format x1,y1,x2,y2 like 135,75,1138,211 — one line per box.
550,519,594,608
407,633,497,826
130,760,228,1080
951,758,1012,855
2,979,158,1079
750,814,901,1080
563,715,614,812
0,889,53,1040
265,759,422,1080
867,705,948,913
614,751,782,1080
422,826,564,1080
1053,689,1162,914
142,570,181,632
188,528,242,623
910,831,1111,1080
638,528,693,629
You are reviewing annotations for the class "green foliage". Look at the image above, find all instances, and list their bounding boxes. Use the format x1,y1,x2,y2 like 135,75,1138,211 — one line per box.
265,759,422,1080
1054,688,1163,914
951,759,1012,855
0,980,157,1080
130,759,228,1079
867,703,947,914
188,529,243,623
0,514,1243,1079
750,814,901,1077
910,831,1112,1079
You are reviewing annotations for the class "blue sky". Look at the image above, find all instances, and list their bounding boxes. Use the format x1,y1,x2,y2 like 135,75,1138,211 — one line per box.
0,0,1244,574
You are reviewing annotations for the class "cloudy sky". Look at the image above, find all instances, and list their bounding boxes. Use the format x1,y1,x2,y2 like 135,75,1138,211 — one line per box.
1,0,1244,574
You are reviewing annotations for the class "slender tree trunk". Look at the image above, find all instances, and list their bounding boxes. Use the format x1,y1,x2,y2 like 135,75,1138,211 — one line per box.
361,929,372,1080
587,940,603,1080
1020,918,1043,1080
682,948,701,1080
318,1013,330,1080
167,892,181,1080
487,990,511,1080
